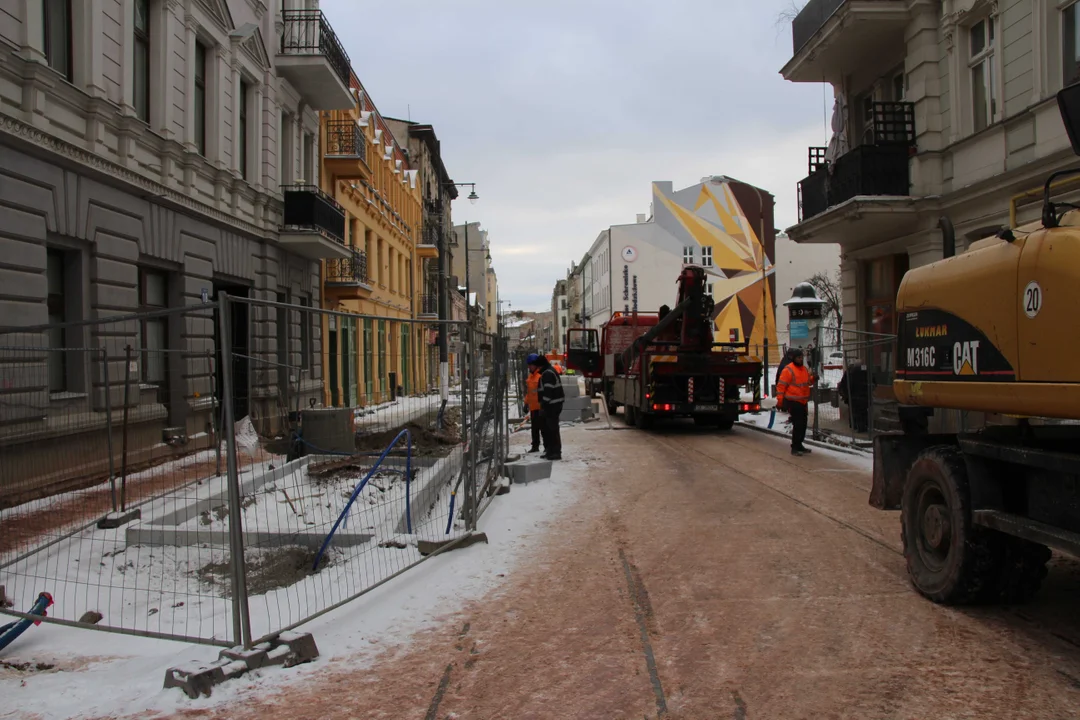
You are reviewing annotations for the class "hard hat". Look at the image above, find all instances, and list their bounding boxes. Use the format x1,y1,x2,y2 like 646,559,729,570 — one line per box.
526,353,541,365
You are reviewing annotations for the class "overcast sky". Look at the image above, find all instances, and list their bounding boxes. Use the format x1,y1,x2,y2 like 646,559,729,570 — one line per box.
322,0,827,312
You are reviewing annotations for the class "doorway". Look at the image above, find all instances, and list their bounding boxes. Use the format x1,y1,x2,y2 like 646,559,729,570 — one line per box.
213,283,251,421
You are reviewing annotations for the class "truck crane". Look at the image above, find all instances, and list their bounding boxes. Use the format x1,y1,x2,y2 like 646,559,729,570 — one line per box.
565,265,762,429
870,81,1080,605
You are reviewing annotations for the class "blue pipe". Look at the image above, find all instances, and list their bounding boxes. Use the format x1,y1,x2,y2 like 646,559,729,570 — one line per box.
445,491,456,535
312,429,413,571
0,592,53,653
767,408,776,429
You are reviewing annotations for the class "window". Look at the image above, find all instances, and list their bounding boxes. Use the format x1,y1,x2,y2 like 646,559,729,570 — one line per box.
194,40,207,156
303,132,314,184
238,78,250,180
1065,3,1080,86
46,250,68,392
299,295,311,370
134,0,150,122
281,112,294,186
43,0,73,81
708,283,715,296
855,91,875,145
139,269,168,388
702,246,713,267
969,17,997,132
683,246,694,264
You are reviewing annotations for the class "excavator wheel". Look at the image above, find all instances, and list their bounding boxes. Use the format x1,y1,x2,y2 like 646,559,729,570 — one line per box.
901,446,1000,604
900,445,1050,605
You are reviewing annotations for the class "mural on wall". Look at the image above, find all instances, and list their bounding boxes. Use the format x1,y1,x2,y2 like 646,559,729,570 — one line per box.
652,180,778,356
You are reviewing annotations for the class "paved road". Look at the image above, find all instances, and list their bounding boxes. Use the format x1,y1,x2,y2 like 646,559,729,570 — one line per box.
173,421,1080,719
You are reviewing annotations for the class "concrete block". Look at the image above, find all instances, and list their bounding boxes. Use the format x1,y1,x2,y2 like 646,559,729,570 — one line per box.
505,458,552,484
163,661,226,699
417,531,488,557
97,508,141,529
579,407,595,422
219,643,271,670
165,633,319,698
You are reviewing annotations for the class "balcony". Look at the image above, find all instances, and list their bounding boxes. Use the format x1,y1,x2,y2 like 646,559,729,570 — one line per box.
791,101,920,246
324,120,368,179
782,0,909,84
280,185,350,260
418,294,438,318
325,250,370,290
277,10,353,110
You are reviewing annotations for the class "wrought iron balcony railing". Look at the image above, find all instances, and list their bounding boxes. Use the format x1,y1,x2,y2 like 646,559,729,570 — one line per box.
282,185,345,242
798,144,911,222
419,294,438,315
326,249,369,285
279,10,351,88
325,120,366,162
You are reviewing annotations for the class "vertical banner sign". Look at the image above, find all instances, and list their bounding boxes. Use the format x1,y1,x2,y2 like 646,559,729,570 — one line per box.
622,265,630,313
632,275,638,312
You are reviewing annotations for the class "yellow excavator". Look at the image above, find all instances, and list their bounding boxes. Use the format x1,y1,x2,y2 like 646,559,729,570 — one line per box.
871,82,1080,605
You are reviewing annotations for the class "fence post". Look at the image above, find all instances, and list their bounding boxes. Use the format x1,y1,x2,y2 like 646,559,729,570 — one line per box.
120,344,133,511
208,349,221,476
812,325,821,441
465,326,478,531
218,293,252,649
101,347,118,513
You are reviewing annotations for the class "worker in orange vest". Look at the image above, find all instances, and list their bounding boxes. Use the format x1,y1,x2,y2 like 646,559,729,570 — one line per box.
525,363,543,453
776,347,816,456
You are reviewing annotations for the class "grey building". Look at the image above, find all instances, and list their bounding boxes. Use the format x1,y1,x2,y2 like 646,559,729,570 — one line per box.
781,0,1080,432
0,0,354,498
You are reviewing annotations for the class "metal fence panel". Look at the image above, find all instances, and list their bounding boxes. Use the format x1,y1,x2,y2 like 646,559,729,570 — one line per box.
0,296,507,649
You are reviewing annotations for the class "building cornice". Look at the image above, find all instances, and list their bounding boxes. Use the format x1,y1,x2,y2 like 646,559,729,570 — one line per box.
0,113,279,240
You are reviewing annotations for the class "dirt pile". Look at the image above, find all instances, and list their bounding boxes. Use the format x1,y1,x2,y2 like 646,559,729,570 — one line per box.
197,546,331,598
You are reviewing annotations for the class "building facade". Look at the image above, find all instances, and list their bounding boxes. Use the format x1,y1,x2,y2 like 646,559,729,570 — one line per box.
580,178,779,353
319,75,427,406
551,279,568,353
781,0,1080,430
0,0,353,497
383,117,457,390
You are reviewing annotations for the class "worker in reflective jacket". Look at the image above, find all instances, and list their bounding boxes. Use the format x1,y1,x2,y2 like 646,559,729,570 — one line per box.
528,353,565,460
525,364,543,453
776,347,816,456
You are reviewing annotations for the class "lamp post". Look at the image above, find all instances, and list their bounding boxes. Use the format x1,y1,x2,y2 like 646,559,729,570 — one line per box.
440,183,478,401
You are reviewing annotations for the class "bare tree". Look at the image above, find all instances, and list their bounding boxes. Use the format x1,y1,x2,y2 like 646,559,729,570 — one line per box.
807,270,842,342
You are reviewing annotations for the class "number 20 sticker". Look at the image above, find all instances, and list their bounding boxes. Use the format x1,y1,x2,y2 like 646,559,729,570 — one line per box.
1023,281,1043,319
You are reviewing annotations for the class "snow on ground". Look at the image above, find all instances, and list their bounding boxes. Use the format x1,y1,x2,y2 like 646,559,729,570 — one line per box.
0,435,587,720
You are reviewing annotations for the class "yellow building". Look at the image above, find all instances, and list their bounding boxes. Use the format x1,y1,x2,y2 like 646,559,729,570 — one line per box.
318,74,433,407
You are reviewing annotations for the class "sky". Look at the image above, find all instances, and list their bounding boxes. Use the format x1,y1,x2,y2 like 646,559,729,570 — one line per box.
322,0,828,312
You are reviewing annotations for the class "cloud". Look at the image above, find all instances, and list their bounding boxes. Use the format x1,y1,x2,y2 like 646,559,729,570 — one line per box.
322,0,829,312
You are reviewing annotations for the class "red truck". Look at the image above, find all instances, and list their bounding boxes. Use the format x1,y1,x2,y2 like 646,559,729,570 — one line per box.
566,266,762,430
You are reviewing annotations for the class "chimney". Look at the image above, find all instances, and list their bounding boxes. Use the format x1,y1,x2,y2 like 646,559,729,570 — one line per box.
636,213,646,224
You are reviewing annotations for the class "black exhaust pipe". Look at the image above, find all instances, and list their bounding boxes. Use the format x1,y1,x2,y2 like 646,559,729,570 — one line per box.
939,216,955,259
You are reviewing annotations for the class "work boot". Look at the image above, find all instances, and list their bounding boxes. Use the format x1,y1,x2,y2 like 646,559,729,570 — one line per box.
542,453,561,461
527,446,540,453
791,448,806,456
798,446,813,454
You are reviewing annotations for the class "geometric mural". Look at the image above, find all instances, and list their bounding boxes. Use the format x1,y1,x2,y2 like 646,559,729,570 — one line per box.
651,180,778,357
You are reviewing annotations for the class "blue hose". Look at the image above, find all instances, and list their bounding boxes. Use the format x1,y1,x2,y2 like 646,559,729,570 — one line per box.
312,429,413,571
445,491,456,535
0,592,53,653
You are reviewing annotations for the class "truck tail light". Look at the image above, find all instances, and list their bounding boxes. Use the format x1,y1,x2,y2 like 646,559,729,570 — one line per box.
652,403,673,411
739,402,760,413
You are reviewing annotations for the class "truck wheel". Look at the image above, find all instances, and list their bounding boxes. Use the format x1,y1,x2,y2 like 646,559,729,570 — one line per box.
635,409,654,430
625,404,636,425
605,395,618,416
901,446,999,605
715,417,735,431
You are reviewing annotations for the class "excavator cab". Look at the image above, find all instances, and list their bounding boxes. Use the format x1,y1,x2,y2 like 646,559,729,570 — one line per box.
565,328,601,377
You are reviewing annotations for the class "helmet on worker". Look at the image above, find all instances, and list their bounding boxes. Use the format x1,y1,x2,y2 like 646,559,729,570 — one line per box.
526,353,542,365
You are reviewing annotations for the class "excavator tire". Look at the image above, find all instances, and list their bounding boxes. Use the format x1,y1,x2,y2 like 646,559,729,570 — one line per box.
901,446,1000,605
901,445,1051,605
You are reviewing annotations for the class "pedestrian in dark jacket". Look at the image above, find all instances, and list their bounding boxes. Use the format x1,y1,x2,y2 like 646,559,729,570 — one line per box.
527,353,565,460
